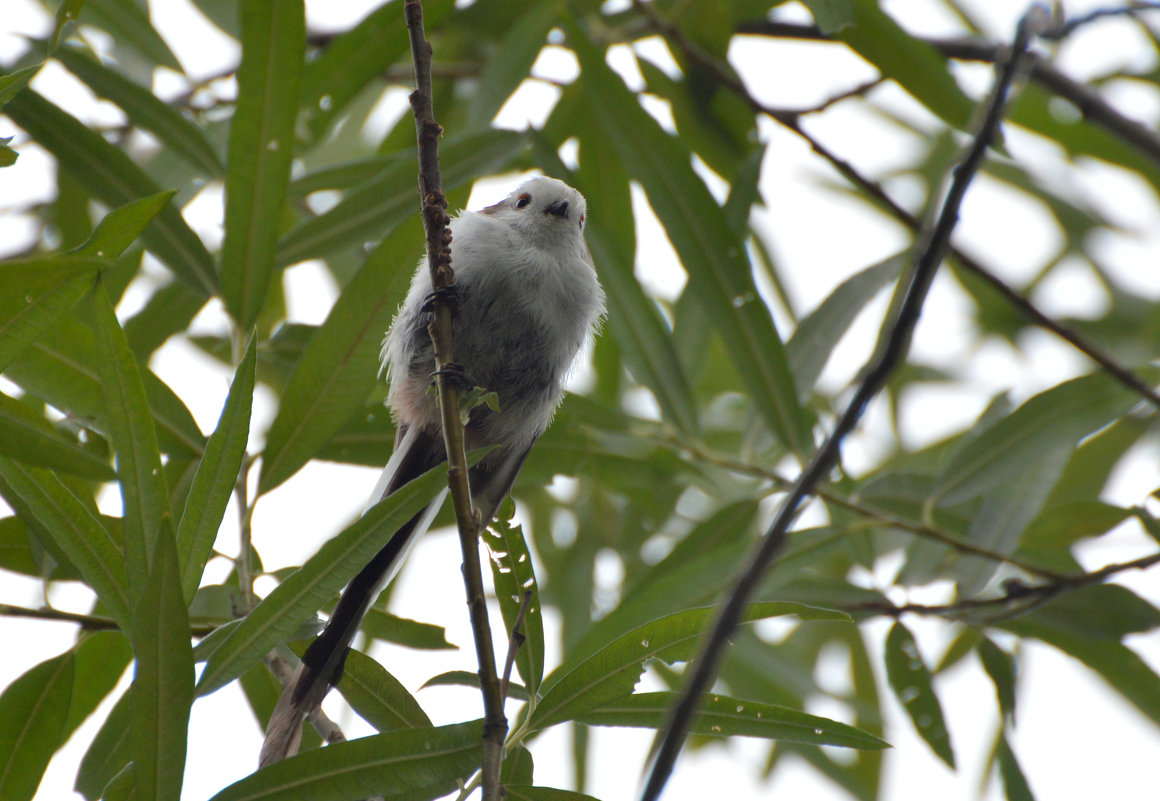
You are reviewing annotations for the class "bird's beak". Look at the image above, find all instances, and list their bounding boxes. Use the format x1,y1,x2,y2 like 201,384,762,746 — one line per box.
545,200,569,218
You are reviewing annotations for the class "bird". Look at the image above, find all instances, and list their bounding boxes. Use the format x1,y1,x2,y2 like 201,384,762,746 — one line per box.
260,176,605,766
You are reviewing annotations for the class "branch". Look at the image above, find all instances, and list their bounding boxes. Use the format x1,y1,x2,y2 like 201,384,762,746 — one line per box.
638,8,1052,799
737,20,1160,169
264,652,349,746
403,3,506,798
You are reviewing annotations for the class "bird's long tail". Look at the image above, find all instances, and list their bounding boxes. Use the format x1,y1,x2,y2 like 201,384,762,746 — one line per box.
259,427,534,767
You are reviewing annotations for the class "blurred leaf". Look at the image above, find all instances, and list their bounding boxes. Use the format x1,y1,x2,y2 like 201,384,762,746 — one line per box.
802,0,857,33
531,602,848,730
91,281,171,589
0,459,131,631
0,255,102,372
196,463,449,695
80,0,183,72
123,280,207,360
570,26,808,454
467,0,561,127
177,335,256,602
336,649,433,732
837,0,972,130
130,529,195,801
977,637,1016,723
316,402,396,466
361,609,456,651
258,217,419,494
996,734,1036,801
0,65,39,108
420,669,528,701
1020,501,1131,553
54,47,223,175
275,129,526,268
570,117,700,436
579,691,888,748
0,391,114,480
220,0,305,328
786,252,905,402
61,631,132,746
483,502,546,697
4,90,217,297
0,650,74,801
206,720,483,801
884,622,954,767
505,788,602,801
0,517,39,576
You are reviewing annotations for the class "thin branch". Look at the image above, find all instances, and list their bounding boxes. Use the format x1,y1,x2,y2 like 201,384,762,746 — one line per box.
0,603,220,636
736,19,1160,169
500,591,532,703
1046,1,1160,38
638,8,1052,800
403,2,506,798
264,651,348,746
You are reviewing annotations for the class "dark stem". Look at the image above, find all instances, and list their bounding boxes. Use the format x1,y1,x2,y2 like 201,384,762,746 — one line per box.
638,8,1052,800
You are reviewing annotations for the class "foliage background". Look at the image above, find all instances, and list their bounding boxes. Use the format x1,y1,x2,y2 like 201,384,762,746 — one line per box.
1,1,1159,800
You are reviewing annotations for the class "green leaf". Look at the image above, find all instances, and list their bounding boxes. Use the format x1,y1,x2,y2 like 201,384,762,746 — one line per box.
801,0,857,33
0,459,131,630
884,622,954,768
258,218,420,494
1020,501,1132,553
836,0,973,130
4,90,217,297
578,691,889,749
220,0,305,328
531,602,848,730
0,65,40,108
74,690,132,800
206,720,483,801
91,281,171,589
0,139,17,166
996,735,1036,801
570,118,700,436
977,637,1016,723
123,280,207,361
177,335,256,602
53,47,223,175
72,191,177,259
0,255,102,372
786,252,905,401
62,631,133,743
0,650,75,801
467,0,561,127
361,609,456,651
80,0,183,72
275,129,527,268
483,503,546,697
195,463,449,695
569,26,808,454
0,391,114,480
335,649,433,732
505,788,602,801
130,529,195,801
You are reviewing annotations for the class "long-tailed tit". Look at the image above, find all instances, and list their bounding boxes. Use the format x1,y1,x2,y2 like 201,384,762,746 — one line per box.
261,176,605,765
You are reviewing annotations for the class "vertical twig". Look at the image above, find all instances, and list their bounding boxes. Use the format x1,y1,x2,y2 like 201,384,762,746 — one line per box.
403,2,507,798
637,7,1053,800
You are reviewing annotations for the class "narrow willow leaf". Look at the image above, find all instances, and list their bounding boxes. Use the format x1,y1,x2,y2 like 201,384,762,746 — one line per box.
569,27,808,453
483,502,546,697
91,281,171,589
884,622,955,768
531,602,848,730
0,391,114,480
62,631,133,743
275,129,526,268
130,530,195,801
220,0,305,328
0,459,131,630
72,191,178,259
0,65,40,108
80,0,183,71
360,609,455,651
501,746,534,787
335,649,432,732
572,119,700,436
54,47,223,174
258,218,420,494
0,651,75,801
801,0,857,33
786,252,905,401
177,335,256,602
578,691,888,749
977,638,1017,723
997,735,1036,801
123,280,207,361
837,0,972,130
196,463,449,696
74,690,132,800
4,90,217,296
206,720,483,801
0,255,101,372
505,787,603,801
467,0,561,127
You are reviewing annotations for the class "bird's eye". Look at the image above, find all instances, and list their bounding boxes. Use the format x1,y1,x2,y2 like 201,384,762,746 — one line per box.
515,193,531,209
579,213,585,227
